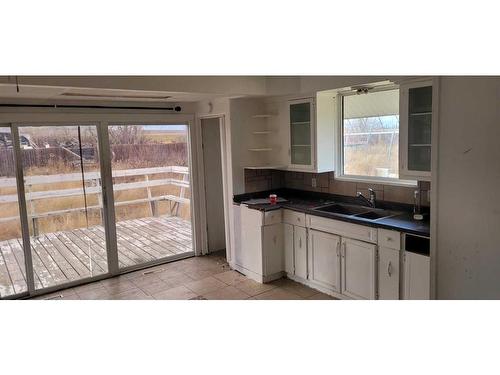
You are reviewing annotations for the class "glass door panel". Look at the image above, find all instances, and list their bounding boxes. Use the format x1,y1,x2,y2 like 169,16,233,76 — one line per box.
290,102,312,165
0,126,28,298
18,125,108,291
408,86,432,171
107,124,193,269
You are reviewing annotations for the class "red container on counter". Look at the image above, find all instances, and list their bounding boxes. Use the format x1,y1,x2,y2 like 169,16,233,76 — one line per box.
269,194,278,205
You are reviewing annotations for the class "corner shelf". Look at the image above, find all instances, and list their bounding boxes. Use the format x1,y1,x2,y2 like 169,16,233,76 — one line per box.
252,114,276,118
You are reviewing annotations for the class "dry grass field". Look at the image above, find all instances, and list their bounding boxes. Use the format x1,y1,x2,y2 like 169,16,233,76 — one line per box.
344,142,399,177
144,131,187,144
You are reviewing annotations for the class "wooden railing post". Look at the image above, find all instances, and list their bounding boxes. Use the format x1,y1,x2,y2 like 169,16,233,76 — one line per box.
96,177,104,223
145,174,157,217
27,183,39,237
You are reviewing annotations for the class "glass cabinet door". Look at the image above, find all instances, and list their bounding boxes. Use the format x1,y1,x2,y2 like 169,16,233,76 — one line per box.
290,101,312,166
407,86,432,172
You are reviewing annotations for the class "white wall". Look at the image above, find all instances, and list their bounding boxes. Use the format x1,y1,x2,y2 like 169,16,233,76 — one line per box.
435,76,500,299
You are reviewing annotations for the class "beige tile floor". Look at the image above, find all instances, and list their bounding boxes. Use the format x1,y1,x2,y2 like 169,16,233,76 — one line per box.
32,252,335,300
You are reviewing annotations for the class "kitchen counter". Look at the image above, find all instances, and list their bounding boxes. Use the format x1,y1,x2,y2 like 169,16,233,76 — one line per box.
234,188,430,237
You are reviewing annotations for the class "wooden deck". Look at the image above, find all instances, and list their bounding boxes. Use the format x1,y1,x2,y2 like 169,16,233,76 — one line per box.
0,215,192,297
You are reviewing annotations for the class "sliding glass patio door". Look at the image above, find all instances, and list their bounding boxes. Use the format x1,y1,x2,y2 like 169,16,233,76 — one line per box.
0,126,28,298
106,123,194,270
17,124,109,292
0,116,195,299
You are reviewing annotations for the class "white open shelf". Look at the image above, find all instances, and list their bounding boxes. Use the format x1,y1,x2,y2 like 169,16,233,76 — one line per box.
251,114,276,118
248,148,273,152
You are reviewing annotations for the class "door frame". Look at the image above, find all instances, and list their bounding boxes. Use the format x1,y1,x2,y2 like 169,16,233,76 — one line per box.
196,114,233,262
0,108,198,299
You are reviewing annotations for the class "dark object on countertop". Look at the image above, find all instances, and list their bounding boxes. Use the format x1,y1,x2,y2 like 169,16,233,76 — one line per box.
242,197,288,205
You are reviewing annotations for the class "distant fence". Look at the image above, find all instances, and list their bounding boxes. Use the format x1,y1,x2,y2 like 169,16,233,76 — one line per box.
0,143,188,176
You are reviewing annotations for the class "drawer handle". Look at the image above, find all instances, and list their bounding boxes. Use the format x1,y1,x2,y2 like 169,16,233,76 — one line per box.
387,237,393,242
387,261,392,277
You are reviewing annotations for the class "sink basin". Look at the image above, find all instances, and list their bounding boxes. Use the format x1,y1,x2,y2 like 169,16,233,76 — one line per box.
313,203,370,216
354,209,398,221
313,203,399,221
353,211,387,220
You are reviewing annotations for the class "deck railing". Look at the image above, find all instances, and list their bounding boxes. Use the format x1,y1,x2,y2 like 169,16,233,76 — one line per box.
0,166,190,236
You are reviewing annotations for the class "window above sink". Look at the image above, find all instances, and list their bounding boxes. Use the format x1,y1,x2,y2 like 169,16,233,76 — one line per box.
334,84,417,187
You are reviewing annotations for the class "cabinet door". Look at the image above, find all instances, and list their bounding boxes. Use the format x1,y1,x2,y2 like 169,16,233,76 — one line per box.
308,229,341,292
400,80,433,180
403,251,430,300
341,238,377,300
289,99,314,169
240,205,263,274
262,224,284,277
294,226,308,280
378,247,400,300
283,223,294,275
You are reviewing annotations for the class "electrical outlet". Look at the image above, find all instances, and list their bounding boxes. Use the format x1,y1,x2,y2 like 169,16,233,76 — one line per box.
311,177,317,188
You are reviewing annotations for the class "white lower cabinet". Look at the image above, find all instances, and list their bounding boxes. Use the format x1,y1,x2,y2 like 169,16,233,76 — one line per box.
308,229,341,292
234,206,429,300
294,226,308,280
236,205,284,282
403,251,430,300
263,224,284,276
283,223,294,275
341,238,377,300
378,247,400,300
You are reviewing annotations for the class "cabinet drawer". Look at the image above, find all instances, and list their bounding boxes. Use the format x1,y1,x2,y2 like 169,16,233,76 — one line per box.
264,209,282,225
283,209,306,227
307,215,377,244
377,229,401,250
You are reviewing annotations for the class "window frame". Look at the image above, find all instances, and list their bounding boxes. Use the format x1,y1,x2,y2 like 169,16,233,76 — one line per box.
334,85,417,187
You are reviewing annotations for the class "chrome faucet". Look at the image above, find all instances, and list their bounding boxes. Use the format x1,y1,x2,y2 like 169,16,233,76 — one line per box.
357,188,376,208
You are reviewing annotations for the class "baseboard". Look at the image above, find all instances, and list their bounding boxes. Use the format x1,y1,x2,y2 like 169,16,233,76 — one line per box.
286,273,350,300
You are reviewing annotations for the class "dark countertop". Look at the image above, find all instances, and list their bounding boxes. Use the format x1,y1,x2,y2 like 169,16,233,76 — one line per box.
234,188,430,237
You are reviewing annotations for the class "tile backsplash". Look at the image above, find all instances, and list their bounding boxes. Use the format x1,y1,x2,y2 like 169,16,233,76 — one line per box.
244,169,430,207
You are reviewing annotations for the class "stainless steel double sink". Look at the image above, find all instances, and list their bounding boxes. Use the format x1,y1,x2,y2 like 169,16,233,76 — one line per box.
312,203,400,221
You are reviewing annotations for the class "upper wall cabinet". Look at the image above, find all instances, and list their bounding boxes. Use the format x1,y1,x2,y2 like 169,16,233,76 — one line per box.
399,79,437,181
286,92,335,173
289,98,314,169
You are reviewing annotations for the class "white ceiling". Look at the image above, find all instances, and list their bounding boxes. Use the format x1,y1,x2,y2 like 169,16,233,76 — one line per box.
0,84,222,103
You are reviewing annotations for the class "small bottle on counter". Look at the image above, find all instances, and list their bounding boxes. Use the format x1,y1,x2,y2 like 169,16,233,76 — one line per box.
413,189,424,220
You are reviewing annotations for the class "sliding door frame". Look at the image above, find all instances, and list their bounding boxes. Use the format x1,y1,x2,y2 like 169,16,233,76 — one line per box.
0,108,197,298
